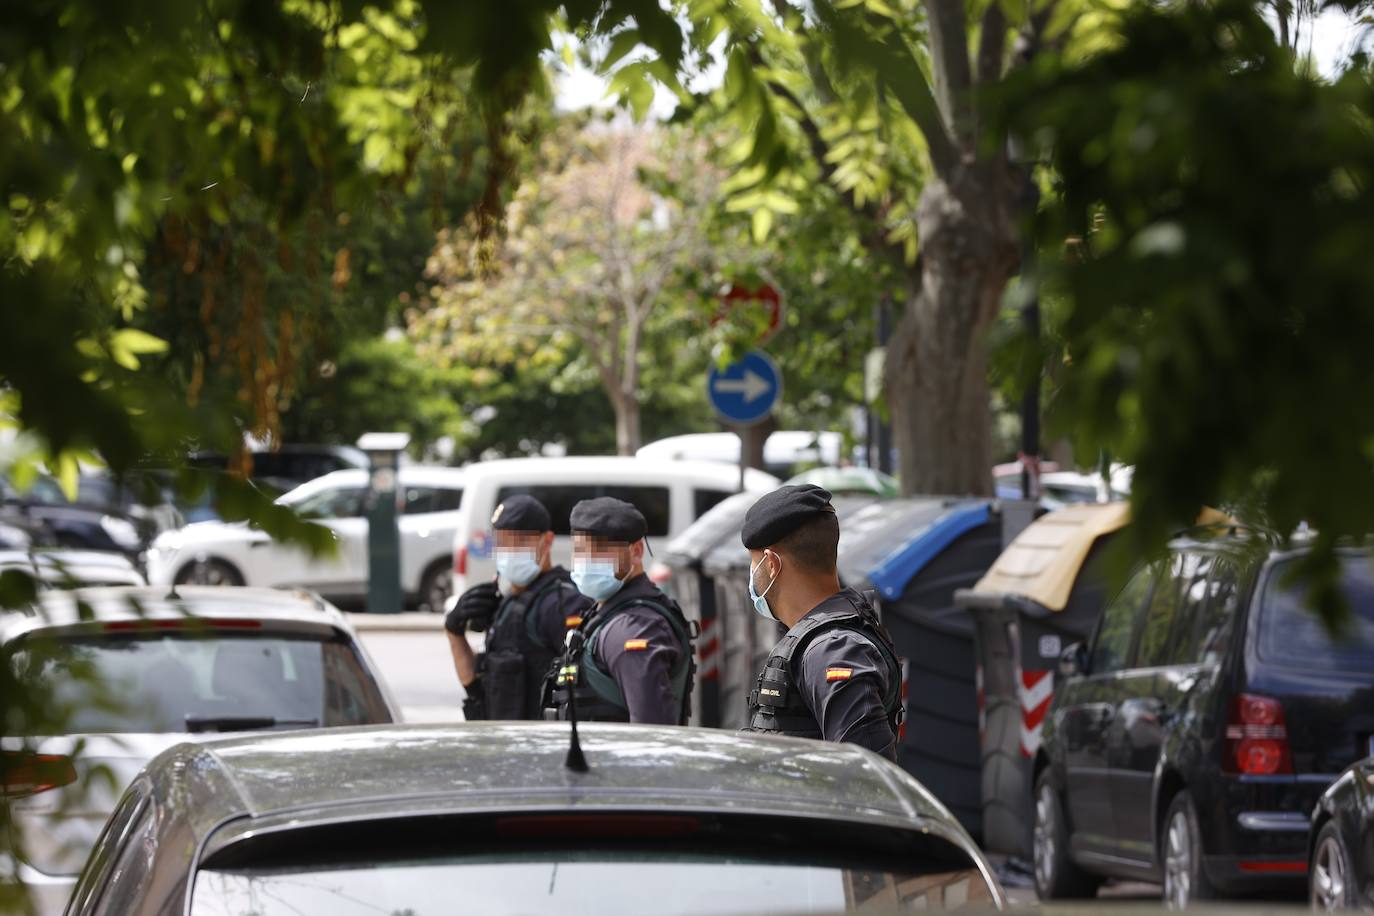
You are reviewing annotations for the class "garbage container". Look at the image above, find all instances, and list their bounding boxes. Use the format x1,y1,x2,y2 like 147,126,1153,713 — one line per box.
954,501,1131,856
837,498,1007,841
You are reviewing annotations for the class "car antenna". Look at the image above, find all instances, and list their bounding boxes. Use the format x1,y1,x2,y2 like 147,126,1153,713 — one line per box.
562,631,589,773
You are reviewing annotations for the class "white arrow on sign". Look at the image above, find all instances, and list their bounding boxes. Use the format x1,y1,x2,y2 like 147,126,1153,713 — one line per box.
713,370,772,404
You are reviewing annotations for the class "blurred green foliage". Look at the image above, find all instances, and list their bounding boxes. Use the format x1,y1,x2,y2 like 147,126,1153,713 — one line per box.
1000,0,1374,627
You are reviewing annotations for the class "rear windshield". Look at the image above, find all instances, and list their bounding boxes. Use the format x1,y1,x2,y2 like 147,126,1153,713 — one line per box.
1258,556,1374,672
191,814,994,914
9,630,393,734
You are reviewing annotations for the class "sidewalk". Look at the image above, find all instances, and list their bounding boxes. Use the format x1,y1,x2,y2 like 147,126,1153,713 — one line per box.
345,611,446,632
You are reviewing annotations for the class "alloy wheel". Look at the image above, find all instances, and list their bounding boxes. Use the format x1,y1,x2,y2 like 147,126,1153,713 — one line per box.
1312,834,1347,911
1164,810,1192,911
1033,784,1056,891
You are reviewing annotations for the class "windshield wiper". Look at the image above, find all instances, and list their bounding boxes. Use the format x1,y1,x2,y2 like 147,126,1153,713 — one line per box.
185,715,320,733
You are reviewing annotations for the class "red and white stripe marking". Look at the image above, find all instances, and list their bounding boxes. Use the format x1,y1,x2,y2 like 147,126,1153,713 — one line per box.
697,617,720,682
1019,669,1054,757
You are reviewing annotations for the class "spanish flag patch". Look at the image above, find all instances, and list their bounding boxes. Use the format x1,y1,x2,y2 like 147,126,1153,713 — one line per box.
564,615,583,628
825,667,853,682
624,639,649,651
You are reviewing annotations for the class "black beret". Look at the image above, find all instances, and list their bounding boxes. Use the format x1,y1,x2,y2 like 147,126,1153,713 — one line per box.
490,494,552,532
741,484,836,550
569,496,646,542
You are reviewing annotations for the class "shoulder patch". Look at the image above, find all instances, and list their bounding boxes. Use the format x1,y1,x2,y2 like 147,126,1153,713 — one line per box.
564,615,584,629
623,639,649,651
825,667,853,682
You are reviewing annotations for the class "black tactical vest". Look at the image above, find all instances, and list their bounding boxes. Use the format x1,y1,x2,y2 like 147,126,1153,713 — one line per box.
480,569,579,720
743,590,903,740
546,588,696,724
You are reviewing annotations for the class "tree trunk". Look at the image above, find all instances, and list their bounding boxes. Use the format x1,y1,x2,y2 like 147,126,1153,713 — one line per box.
613,391,641,456
885,163,1021,497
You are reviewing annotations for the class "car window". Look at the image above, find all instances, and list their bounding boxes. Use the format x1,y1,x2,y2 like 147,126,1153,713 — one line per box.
93,795,158,915
68,787,150,916
9,632,393,733
1090,564,1156,674
495,484,671,537
1135,553,1210,668
693,487,734,519
192,854,994,915
403,486,463,515
290,486,366,520
1167,556,1239,666
1257,555,1374,672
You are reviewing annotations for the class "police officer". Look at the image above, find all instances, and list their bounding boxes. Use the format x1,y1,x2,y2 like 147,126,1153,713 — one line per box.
545,496,695,725
444,495,591,720
740,484,903,759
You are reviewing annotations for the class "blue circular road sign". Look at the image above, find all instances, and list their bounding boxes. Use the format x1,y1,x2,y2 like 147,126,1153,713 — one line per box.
708,350,782,426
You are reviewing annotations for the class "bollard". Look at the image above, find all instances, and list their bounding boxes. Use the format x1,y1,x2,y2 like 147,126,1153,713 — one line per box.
357,432,410,614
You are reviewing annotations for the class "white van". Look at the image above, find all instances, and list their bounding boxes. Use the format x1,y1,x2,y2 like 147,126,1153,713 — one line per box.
450,457,779,595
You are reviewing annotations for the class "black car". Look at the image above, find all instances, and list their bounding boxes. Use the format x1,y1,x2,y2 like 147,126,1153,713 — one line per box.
1310,754,1374,911
0,473,158,562
1032,529,1374,908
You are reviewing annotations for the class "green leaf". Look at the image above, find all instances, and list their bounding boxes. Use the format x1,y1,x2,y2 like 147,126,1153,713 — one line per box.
751,207,774,243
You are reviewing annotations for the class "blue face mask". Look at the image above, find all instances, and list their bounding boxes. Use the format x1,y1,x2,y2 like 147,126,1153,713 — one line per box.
495,548,541,587
572,556,624,602
749,552,780,620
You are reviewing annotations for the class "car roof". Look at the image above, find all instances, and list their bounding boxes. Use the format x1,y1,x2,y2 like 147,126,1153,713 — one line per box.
141,724,963,859
284,465,466,494
458,456,779,489
0,585,348,644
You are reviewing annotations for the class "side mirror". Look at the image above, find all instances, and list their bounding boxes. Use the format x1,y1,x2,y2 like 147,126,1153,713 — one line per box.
1059,642,1088,679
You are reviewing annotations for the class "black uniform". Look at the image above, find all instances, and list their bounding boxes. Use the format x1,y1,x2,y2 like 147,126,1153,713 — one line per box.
739,483,904,759
743,587,903,759
478,566,590,720
545,497,695,725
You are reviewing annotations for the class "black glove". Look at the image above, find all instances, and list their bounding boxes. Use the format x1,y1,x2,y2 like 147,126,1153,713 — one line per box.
462,676,487,721
444,581,501,634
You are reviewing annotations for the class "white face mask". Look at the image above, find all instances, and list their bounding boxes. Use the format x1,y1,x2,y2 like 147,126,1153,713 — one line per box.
749,551,780,620
495,547,541,587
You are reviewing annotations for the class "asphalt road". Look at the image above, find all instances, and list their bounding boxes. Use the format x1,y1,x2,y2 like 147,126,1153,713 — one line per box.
349,612,471,723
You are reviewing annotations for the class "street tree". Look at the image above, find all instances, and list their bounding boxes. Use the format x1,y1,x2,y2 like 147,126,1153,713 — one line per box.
417,124,719,454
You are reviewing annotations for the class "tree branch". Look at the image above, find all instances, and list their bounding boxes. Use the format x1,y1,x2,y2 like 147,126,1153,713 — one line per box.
754,60,909,265
922,0,974,147
977,1,1007,87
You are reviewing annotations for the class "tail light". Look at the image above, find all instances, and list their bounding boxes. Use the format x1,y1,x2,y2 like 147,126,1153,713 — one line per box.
1,751,77,798
453,545,467,576
1223,694,1293,775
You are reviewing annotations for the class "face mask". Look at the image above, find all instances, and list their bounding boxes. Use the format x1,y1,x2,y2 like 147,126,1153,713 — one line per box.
749,552,780,620
572,556,624,601
495,548,541,587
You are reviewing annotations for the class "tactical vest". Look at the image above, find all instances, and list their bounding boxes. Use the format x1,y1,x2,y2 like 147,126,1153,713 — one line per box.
480,570,579,720
547,591,696,725
743,591,903,741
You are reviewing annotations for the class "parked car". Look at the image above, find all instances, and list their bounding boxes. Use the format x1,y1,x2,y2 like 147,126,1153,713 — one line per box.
145,466,464,610
1310,753,1374,911
450,457,777,596
0,550,146,588
0,474,157,563
189,444,370,496
1032,529,1374,908
637,430,843,478
64,723,1004,915
1,585,398,916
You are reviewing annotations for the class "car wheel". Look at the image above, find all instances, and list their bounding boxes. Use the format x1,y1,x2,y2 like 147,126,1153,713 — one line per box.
1311,821,1356,911
1162,791,1215,910
175,558,244,587
1032,771,1100,900
419,561,452,613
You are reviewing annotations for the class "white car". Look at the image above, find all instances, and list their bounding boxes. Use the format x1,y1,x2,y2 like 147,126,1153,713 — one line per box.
1,585,399,916
0,549,145,588
451,456,778,596
146,466,464,610
637,430,844,478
